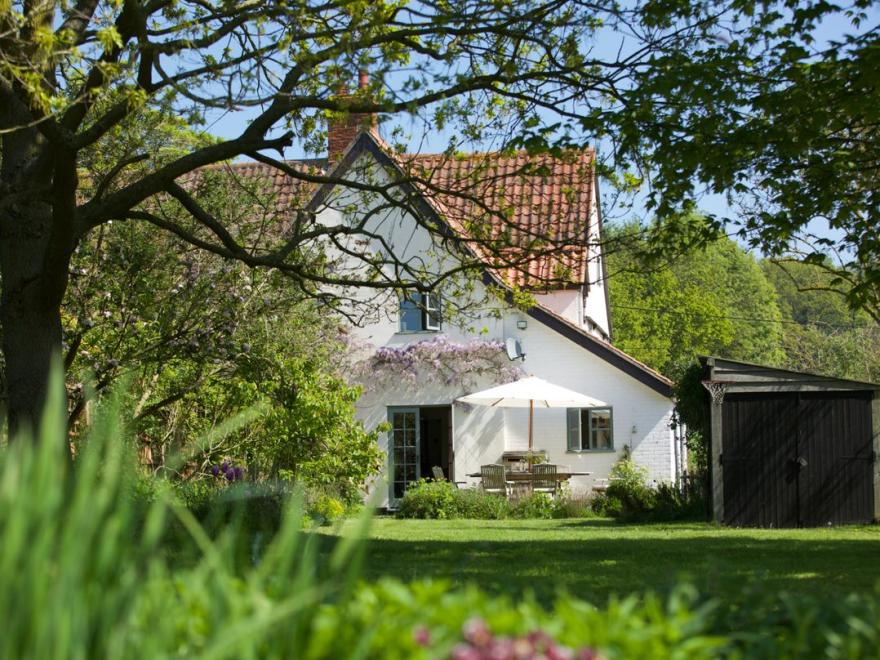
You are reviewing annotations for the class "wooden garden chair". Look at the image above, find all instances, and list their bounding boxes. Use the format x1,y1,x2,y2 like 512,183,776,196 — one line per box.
433,465,466,488
480,464,510,496
531,463,558,496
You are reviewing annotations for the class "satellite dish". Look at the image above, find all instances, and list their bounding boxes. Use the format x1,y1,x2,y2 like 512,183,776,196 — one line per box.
505,337,526,361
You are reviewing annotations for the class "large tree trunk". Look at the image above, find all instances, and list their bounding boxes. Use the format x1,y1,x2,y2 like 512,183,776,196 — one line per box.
1,128,75,439
0,205,71,438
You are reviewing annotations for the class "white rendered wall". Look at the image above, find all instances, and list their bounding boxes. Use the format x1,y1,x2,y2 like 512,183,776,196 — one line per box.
496,313,674,490
583,189,610,337
352,301,675,506
534,290,581,326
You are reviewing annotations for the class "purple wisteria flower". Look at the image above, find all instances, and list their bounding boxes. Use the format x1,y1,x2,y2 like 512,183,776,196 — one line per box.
356,335,524,391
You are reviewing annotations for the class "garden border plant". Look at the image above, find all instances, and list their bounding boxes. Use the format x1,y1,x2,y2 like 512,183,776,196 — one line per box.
591,447,706,522
396,478,593,520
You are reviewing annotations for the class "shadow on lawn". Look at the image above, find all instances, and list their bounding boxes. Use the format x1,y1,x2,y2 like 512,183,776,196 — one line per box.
318,530,880,605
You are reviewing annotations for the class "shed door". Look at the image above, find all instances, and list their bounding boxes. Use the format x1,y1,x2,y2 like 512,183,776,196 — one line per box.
723,391,875,527
723,393,799,527
798,392,874,526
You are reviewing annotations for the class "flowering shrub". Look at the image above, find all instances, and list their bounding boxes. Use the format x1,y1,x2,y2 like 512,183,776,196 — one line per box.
357,335,523,390
209,461,246,482
309,492,346,525
440,618,600,660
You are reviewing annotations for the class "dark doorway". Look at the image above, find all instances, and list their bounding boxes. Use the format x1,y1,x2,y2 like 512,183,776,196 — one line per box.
419,406,452,481
388,405,453,505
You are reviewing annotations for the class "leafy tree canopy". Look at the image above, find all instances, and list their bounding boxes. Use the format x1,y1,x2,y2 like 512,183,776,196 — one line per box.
606,220,784,380
761,259,880,383
605,0,880,315
0,0,709,431
1,0,877,434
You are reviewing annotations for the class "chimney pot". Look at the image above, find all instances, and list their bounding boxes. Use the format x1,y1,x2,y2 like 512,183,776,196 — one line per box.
327,71,377,161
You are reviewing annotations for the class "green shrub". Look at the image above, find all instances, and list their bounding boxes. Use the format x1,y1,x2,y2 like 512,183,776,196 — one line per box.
310,492,346,525
399,482,595,520
451,487,512,519
511,492,555,519
645,482,707,521
591,449,673,520
591,493,623,517
397,478,458,519
606,452,655,516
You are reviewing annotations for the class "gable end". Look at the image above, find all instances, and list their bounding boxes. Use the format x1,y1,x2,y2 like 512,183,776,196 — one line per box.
528,304,673,397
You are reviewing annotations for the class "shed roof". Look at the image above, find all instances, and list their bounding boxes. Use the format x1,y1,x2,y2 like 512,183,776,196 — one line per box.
700,356,879,393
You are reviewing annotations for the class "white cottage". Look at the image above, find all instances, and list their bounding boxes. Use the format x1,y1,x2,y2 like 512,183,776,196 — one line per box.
231,105,682,507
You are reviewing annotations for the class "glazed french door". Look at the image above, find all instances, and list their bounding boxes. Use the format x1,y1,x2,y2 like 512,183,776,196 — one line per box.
388,408,420,505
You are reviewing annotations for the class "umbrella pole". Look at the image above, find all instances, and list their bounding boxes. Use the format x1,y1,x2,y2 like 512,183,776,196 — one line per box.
528,399,534,457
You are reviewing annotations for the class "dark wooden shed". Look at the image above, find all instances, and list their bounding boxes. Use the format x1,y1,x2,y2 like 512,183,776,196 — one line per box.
700,357,880,527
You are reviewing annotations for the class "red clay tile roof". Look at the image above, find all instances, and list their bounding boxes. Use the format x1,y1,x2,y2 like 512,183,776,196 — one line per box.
402,149,595,289
213,133,595,290
211,159,321,219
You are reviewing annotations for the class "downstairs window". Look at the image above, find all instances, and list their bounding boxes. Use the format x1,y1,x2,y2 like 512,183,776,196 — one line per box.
567,407,613,451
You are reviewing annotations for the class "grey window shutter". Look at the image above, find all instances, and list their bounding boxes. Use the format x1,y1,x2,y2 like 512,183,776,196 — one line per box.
566,408,581,451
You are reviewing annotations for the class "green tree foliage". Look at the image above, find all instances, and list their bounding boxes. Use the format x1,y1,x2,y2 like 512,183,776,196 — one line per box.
12,98,384,495
601,1,880,317
606,222,784,380
762,260,880,383
65,204,382,500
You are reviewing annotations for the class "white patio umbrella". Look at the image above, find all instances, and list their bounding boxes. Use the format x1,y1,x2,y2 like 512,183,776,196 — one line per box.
457,376,606,450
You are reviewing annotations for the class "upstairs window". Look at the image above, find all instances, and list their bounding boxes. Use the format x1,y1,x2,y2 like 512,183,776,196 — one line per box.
399,292,441,332
567,407,613,451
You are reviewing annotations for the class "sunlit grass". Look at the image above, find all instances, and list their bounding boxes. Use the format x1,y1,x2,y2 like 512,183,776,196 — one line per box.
324,517,880,605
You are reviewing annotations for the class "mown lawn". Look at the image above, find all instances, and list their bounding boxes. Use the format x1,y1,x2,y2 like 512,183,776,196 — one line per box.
323,517,880,604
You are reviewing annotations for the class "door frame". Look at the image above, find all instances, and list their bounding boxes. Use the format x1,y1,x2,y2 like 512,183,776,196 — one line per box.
387,407,421,507
387,405,454,506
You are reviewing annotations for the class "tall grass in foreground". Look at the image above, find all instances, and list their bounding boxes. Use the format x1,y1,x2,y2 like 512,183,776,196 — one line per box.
0,379,368,659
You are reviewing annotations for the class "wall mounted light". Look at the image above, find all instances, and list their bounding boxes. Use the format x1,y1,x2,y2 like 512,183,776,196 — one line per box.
516,319,528,330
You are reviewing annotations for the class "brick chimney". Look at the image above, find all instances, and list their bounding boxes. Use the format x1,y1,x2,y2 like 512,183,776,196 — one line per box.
328,70,376,161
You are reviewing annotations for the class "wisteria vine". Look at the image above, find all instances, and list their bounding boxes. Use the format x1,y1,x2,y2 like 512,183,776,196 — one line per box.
356,335,523,390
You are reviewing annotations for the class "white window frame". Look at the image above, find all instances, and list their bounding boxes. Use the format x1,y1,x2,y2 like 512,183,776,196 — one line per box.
399,291,441,332
423,292,441,331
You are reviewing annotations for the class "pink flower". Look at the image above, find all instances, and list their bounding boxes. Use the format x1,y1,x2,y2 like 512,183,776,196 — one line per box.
413,625,431,647
451,644,483,660
462,618,493,648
